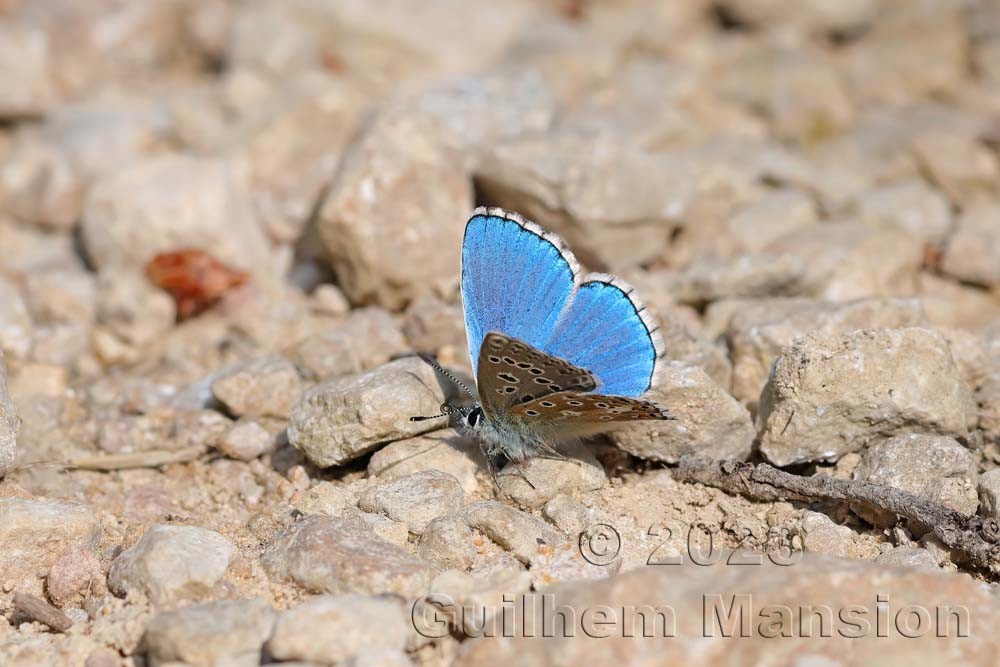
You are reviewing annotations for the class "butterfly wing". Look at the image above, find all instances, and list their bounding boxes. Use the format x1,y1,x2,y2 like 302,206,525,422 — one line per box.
461,208,579,375
508,390,673,440
544,274,663,397
461,208,662,398
477,332,596,419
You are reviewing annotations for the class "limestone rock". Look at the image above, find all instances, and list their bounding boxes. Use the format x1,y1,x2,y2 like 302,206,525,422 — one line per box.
759,328,972,465
851,434,978,527
262,515,436,597
0,498,102,589
141,599,275,667
612,363,754,463
107,524,234,606
288,357,447,468
316,110,471,309
456,554,1000,664
267,595,408,665
0,352,18,476
81,154,272,278
359,470,465,534
211,356,302,419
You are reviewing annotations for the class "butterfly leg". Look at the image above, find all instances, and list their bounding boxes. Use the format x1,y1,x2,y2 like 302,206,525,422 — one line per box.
479,445,540,492
496,463,538,491
532,444,569,462
494,439,582,492
530,438,586,470
479,441,501,489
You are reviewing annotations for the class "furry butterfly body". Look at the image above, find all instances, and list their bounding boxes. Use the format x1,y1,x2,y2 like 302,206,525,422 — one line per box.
458,208,672,463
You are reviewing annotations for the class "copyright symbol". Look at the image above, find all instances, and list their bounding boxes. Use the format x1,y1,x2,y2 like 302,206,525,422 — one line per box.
579,523,621,566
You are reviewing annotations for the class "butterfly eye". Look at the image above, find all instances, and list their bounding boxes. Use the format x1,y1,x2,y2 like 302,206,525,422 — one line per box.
467,408,481,428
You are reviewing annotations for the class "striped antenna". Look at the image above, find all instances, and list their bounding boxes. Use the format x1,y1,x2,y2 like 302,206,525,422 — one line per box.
409,354,476,422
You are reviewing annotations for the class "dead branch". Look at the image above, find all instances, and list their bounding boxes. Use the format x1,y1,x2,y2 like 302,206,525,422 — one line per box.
674,457,1000,575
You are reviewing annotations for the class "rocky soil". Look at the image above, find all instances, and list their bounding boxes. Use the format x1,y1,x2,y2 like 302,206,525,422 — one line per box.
2,0,1000,665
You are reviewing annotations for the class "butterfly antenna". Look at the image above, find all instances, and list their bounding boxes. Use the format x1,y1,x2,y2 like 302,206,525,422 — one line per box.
416,352,476,399
409,402,474,423
410,403,454,422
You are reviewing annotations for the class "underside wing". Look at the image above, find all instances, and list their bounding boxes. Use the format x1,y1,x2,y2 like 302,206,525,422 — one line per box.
473,388,672,463
508,390,673,426
476,332,597,416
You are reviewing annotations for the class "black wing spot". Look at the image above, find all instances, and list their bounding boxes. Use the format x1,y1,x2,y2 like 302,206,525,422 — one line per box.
529,368,544,375
516,362,531,369
502,356,516,365
550,385,562,391
534,377,552,385
524,409,540,417
488,355,501,364
520,394,535,403
567,400,583,406
595,402,609,409
497,372,519,383
540,401,555,408
503,386,517,394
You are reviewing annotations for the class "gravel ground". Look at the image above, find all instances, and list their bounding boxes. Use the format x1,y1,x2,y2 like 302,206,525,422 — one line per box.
2,1,1000,665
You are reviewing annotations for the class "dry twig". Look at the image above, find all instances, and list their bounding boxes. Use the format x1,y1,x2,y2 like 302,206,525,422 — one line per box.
64,446,206,471
13,592,72,632
674,457,1000,575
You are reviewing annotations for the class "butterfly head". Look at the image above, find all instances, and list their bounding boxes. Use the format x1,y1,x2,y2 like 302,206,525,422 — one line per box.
463,405,484,431
411,400,488,438
408,353,486,430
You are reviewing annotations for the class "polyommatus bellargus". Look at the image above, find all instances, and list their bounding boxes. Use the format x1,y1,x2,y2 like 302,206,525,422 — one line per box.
413,207,673,479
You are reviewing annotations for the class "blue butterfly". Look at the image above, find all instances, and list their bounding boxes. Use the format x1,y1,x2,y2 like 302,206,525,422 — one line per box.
415,207,672,473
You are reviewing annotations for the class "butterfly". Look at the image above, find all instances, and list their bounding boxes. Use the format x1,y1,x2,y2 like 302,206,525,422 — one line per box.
413,207,672,476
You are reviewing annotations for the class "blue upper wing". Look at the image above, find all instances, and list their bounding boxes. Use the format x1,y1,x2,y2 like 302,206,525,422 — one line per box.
462,209,578,371
461,208,663,398
544,274,662,397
